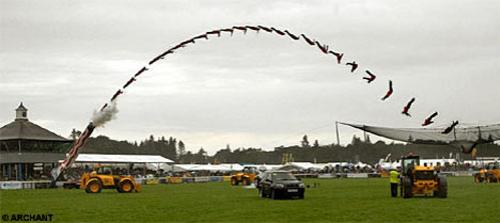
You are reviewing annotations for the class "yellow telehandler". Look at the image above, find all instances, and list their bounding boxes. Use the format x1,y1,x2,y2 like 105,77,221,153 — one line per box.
400,155,447,198
80,166,141,193
230,166,258,186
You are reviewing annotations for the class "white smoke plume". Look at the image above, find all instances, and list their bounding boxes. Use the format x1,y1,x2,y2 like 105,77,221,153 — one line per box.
91,101,119,127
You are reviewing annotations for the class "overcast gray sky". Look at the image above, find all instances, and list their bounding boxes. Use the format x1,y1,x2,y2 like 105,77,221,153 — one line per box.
1,0,499,154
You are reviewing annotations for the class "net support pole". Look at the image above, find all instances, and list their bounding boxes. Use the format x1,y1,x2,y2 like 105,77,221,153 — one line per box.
335,121,340,145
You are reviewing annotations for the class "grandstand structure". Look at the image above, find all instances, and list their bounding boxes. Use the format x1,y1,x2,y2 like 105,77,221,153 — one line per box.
0,103,72,180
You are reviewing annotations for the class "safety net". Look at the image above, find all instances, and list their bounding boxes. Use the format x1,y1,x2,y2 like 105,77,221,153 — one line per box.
340,122,500,152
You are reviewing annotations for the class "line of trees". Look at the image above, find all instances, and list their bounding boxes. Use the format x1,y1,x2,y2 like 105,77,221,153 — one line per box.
79,134,500,164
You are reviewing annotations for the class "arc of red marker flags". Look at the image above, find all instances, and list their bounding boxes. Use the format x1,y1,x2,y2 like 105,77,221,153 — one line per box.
100,25,441,127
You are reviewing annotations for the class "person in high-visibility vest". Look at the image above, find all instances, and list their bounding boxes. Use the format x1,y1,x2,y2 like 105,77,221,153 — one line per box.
389,168,400,197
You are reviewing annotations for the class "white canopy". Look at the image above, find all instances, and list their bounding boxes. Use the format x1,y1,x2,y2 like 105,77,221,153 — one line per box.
420,159,457,166
173,163,244,172
278,162,325,171
75,153,174,163
327,162,352,167
243,164,284,171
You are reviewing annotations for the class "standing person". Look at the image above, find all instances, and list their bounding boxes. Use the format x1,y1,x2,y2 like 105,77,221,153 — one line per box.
389,168,400,197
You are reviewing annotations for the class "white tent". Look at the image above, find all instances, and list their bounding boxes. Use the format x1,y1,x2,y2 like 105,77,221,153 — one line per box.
173,164,200,172
377,161,401,170
328,162,352,167
242,164,283,171
75,153,174,163
278,162,325,171
354,161,372,169
173,163,244,172
420,159,457,167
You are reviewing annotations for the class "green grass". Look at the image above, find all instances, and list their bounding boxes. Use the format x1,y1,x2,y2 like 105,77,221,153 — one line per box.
0,177,499,222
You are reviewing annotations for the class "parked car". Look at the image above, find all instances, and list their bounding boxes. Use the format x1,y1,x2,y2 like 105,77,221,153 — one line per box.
258,171,305,199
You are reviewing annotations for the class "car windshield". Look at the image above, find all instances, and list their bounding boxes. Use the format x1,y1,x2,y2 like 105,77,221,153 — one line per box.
272,172,296,181
415,171,435,180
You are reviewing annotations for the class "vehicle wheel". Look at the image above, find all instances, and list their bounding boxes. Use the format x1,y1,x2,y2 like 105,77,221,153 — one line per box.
479,175,484,183
120,180,134,193
85,179,102,193
437,176,448,198
473,174,480,183
486,174,492,183
399,182,403,197
259,189,265,198
488,174,498,183
298,193,305,199
230,178,238,186
403,177,412,199
271,189,277,200
241,178,248,186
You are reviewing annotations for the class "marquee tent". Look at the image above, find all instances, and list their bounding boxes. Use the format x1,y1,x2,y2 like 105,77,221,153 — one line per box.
74,154,174,163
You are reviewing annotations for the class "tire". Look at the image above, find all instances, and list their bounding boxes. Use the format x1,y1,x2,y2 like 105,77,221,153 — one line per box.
231,178,239,186
243,178,251,186
298,192,305,199
271,189,277,200
399,181,403,197
120,180,134,193
259,189,265,198
437,176,448,198
487,174,498,183
403,177,413,199
485,174,492,183
85,179,102,193
474,174,481,183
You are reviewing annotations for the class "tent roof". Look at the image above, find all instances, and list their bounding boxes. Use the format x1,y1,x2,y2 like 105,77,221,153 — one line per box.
174,163,244,172
279,162,325,171
75,153,174,163
0,120,71,142
243,164,283,170
0,152,66,164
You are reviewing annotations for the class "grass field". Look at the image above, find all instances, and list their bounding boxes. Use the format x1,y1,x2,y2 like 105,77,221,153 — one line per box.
0,177,499,222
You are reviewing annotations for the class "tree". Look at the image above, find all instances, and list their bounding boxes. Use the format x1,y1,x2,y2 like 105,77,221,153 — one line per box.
198,148,207,157
197,147,208,163
313,140,319,148
351,135,362,145
178,140,186,157
69,129,82,140
301,135,310,148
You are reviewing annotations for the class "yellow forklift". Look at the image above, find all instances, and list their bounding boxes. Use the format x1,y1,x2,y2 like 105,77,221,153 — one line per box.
400,155,447,198
80,165,141,193
474,162,500,183
230,166,258,186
